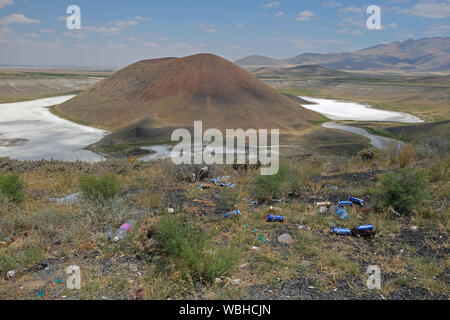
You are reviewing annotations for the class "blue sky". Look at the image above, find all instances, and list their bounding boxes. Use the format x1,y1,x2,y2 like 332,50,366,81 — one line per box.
0,0,449,68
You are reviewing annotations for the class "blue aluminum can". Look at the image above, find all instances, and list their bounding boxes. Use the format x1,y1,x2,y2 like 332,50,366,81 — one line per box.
338,201,353,207
350,197,364,206
332,227,351,235
224,209,241,218
267,215,285,222
355,224,373,231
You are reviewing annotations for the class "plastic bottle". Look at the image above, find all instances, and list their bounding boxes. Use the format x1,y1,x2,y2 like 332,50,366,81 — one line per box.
332,206,349,220
114,220,134,242
267,215,285,222
224,209,241,218
105,225,113,241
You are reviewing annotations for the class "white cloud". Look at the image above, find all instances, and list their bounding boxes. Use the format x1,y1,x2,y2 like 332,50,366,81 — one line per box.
322,1,342,8
290,37,348,51
133,16,150,22
108,41,127,49
85,25,121,35
62,31,86,39
425,23,450,35
403,0,450,19
339,6,363,14
337,28,363,35
274,11,284,16
388,23,398,29
143,41,158,48
264,2,280,8
24,33,39,38
85,18,141,35
196,22,216,33
0,13,39,25
295,10,315,21
109,20,139,28
0,0,13,9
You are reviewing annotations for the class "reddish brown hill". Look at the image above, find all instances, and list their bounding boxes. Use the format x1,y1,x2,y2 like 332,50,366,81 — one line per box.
56,54,321,141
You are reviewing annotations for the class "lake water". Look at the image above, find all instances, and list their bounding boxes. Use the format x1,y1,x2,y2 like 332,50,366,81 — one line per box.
0,95,109,161
0,95,419,162
300,96,423,123
322,122,404,150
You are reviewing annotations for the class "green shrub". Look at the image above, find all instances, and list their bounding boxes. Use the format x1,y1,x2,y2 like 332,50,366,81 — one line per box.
0,173,26,204
374,169,428,215
0,247,44,275
252,163,290,202
79,173,120,202
155,214,239,284
218,188,240,211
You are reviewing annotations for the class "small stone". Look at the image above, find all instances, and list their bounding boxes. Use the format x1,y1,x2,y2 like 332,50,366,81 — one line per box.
278,233,294,244
318,206,328,214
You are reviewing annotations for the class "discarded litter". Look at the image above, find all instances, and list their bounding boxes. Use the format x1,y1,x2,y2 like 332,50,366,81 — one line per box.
333,206,349,220
55,279,63,284
258,236,268,244
105,225,113,241
410,225,418,231
167,208,175,214
6,270,16,278
114,220,134,242
328,185,339,190
316,201,332,207
338,201,353,207
212,176,234,188
278,233,293,244
318,206,328,214
133,289,143,301
243,224,249,229
333,225,376,239
351,225,376,239
269,206,282,213
298,225,310,230
267,215,285,222
332,227,351,236
244,198,258,205
49,192,82,205
38,291,44,297
251,246,260,251
224,209,241,218
349,197,364,206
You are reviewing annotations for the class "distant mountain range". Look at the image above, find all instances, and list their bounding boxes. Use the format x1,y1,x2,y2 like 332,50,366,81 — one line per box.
235,37,450,72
